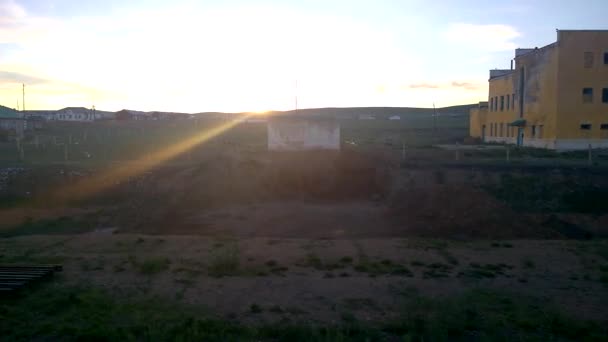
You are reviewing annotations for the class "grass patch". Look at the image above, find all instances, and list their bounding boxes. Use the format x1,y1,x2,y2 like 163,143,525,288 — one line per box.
0,215,96,237
207,240,240,277
249,304,263,314
459,263,514,279
297,253,345,271
1,285,605,341
522,258,535,269
339,256,353,264
436,249,459,265
422,263,453,279
80,258,105,272
354,257,413,277
487,174,608,214
342,298,377,311
137,257,171,275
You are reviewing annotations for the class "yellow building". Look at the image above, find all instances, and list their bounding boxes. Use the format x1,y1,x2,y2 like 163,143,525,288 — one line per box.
470,30,608,150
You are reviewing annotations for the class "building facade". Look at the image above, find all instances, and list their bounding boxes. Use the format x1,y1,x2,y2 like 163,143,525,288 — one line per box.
0,105,28,138
470,30,608,150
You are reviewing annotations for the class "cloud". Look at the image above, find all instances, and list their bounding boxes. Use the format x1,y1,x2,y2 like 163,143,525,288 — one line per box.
0,71,47,84
451,81,480,90
0,0,26,27
409,83,440,89
407,81,482,91
444,23,520,52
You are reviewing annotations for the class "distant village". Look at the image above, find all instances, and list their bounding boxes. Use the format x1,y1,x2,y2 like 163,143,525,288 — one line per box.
0,105,201,139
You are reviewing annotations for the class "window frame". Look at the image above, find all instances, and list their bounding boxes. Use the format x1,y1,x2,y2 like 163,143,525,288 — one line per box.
582,88,594,103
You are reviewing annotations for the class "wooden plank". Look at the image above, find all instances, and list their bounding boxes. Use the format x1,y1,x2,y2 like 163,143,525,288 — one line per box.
0,274,42,278
0,281,27,287
0,271,47,276
0,265,62,271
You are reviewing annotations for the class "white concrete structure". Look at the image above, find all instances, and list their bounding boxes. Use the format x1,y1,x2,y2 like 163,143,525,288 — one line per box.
358,114,376,120
268,119,340,151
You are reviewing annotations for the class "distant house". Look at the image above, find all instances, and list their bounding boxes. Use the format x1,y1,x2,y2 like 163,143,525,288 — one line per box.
0,105,27,139
54,107,99,122
358,114,376,120
116,109,149,121
24,110,56,121
388,115,401,120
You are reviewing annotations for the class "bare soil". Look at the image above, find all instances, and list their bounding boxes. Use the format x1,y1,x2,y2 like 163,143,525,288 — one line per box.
1,234,606,323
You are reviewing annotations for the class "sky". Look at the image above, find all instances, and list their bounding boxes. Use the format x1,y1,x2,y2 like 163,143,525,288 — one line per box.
0,0,607,113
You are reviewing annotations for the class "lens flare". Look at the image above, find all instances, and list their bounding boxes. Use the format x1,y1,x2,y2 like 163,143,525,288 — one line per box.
52,114,250,203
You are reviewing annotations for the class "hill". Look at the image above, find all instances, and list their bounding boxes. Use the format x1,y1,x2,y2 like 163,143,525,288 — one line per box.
194,104,476,119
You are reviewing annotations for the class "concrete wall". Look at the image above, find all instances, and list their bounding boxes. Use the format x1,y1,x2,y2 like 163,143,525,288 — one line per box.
486,71,518,140
469,105,487,139
556,30,608,140
268,119,340,151
516,43,559,141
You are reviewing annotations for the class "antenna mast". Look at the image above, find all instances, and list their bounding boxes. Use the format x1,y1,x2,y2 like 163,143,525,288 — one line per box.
22,84,25,112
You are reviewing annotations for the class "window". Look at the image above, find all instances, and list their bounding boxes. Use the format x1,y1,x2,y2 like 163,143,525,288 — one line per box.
580,123,591,130
506,94,510,110
584,52,594,68
531,125,536,138
500,96,505,111
583,88,593,103
538,125,544,139
512,94,515,109
604,52,608,65
600,124,608,130
490,98,494,112
603,88,608,103
500,123,504,137
495,97,498,111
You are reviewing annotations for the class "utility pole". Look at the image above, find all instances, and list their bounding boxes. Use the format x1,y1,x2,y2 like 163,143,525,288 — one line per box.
433,102,437,132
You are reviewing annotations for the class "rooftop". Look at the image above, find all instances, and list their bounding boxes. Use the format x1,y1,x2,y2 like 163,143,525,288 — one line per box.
0,105,22,119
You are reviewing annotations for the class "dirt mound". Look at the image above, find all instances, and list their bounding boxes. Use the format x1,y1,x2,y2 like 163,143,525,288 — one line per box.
387,184,557,239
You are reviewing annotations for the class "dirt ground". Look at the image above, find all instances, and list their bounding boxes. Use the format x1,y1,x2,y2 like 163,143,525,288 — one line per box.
2,149,608,240
2,149,608,333
2,233,607,324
